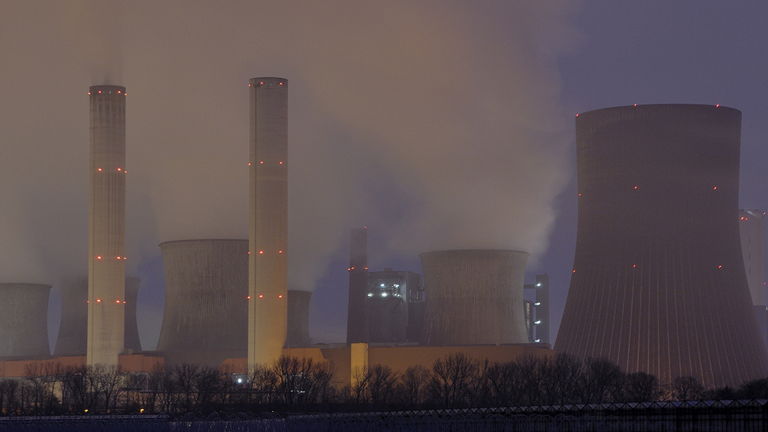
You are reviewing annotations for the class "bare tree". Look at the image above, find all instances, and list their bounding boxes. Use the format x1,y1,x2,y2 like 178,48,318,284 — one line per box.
621,372,664,402
367,365,399,408
671,376,704,401
88,364,124,412
396,365,431,406
23,362,61,414
580,358,624,404
428,353,478,409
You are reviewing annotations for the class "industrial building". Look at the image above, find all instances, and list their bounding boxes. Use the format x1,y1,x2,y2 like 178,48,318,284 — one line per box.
55,276,142,356
367,268,424,343
739,209,768,346
248,77,289,368
556,104,768,388
0,283,51,359
523,274,549,344
87,85,127,367
420,250,529,346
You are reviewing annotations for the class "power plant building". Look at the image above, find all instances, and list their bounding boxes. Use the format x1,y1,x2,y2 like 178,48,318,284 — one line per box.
420,250,529,346
523,274,550,344
248,77,289,368
367,268,424,343
739,209,768,346
55,276,142,356
87,85,127,366
0,283,51,359
556,104,768,388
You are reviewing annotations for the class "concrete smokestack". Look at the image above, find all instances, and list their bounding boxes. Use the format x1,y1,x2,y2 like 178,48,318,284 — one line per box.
556,104,768,387
248,77,288,368
347,227,369,343
420,250,529,346
287,290,312,347
157,239,248,365
0,283,51,358
55,276,141,356
87,85,127,366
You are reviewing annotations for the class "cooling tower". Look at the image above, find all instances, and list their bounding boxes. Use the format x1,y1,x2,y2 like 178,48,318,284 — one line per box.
347,228,369,344
739,209,768,346
88,85,127,366
55,276,141,356
420,250,529,346
248,77,288,367
157,240,248,363
287,290,312,347
556,104,768,388
0,283,51,358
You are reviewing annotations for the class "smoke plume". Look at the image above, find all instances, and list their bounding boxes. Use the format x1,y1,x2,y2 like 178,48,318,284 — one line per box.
0,1,582,340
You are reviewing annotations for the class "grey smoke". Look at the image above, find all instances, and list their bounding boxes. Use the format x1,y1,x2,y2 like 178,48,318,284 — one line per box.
0,1,582,344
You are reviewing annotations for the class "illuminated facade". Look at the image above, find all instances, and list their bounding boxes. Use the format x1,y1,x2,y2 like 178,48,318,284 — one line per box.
87,85,127,366
557,104,768,387
367,268,424,343
248,77,289,368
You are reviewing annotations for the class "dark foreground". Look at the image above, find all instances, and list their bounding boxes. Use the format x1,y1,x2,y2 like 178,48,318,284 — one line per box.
2,399,768,431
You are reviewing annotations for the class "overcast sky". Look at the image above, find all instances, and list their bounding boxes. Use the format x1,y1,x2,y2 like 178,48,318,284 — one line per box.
1,1,766,350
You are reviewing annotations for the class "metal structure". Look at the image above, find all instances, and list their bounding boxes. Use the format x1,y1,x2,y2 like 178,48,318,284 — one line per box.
248,77,289,368
287,290,312,347
0,283,51,358
347,228,369,344
157,240,248,365
88,85,127,366
367,269,424,343
739,209,768,346
523,274,549,344
419,250,529,346
55,276,141,356
556,104,768,388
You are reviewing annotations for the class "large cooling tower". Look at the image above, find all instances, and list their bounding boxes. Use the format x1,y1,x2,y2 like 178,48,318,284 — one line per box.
556,104,768,388
248,77,288,367
55,276,141,356
287,290,312,347
347,228,369,344
0,283,51,358
88,85,127,366
157,240,249,360
420,250,529,345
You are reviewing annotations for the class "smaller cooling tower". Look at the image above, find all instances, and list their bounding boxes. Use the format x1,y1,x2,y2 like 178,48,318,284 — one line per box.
286,290,312,347
157,239,248,364
55,276,142,356
420,250,529,346
0,283,52,358
124,277,142,353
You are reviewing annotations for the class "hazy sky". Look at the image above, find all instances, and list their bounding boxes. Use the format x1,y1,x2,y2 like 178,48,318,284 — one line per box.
1,1,766,349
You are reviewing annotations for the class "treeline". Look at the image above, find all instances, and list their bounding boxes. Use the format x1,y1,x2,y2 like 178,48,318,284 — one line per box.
2,353,768,416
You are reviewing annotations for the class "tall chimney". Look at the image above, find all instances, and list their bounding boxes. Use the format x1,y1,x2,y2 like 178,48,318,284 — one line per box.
347,227,369,343
248,77,288,368
87,85,126,366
